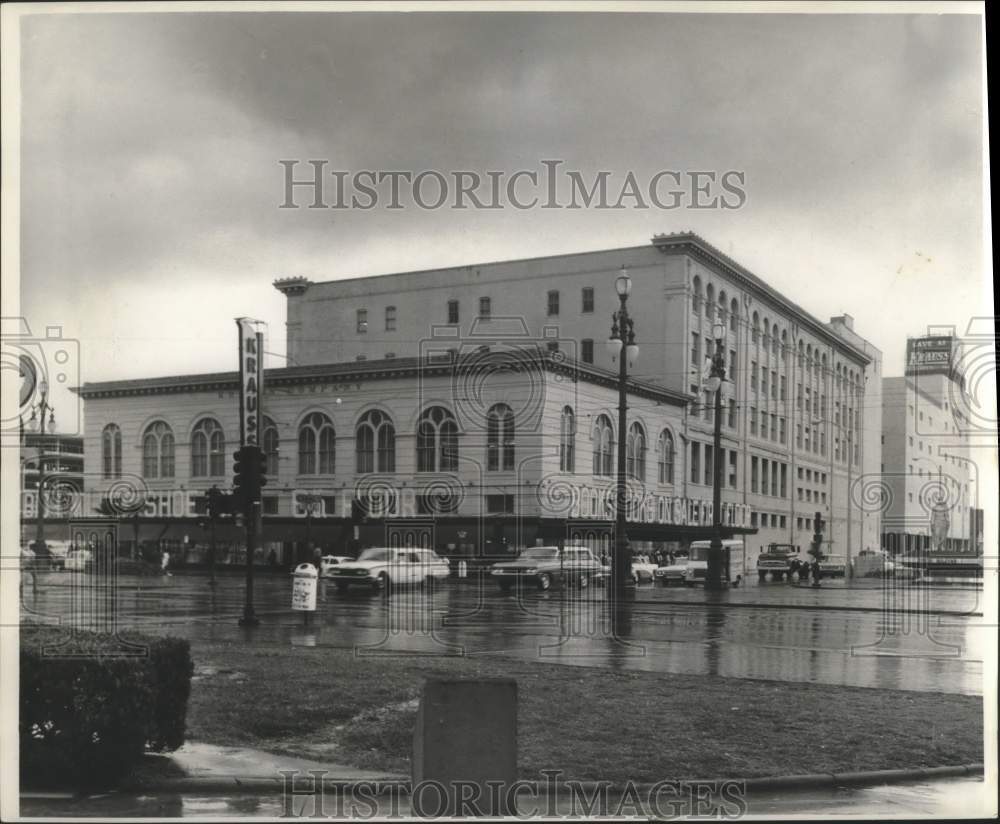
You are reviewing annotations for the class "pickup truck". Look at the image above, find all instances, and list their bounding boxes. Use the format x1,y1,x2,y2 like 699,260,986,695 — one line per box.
490,545,604,591
756,544,801,582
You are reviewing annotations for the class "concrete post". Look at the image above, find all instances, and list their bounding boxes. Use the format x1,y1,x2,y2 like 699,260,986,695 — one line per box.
411,678,517,817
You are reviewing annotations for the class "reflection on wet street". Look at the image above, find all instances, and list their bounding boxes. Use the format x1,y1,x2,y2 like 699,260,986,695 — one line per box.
22,572,985,695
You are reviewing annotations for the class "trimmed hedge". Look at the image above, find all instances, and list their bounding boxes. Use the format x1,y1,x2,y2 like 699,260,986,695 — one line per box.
20,624,193,788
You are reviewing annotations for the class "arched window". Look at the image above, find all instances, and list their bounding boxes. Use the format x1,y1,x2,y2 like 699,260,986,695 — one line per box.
298,412,335,475
692,276,702,313
592,415,614,477
486,403,515,471
781,329,788,363
263,417,280,477
191,418,225,477
762,316,771,349
142,421,174,479
798,340,805,367
729,297,739,332
416,406,459,472
752,312,760,343
560,406,576,473
626,422,646,481
658,429,675,484
706,284,715,319
102,423,122,479
356,409,396,473
772,325,779,355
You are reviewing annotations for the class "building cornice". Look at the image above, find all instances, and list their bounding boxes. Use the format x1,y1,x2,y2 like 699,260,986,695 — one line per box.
72,354,692,408
651,232,873,366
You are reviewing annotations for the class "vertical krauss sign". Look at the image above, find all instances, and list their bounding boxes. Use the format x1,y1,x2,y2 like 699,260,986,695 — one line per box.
236,317,264,447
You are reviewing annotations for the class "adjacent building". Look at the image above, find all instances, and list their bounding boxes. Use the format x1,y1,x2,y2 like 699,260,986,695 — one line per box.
881,333,982,556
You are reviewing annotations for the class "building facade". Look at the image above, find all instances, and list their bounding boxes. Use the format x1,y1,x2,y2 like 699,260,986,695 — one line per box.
72,355,754,565
881,334,981,555
274,232,882,560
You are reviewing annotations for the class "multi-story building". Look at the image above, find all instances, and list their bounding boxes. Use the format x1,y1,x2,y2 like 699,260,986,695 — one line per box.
274,232,882,560
881,334,981,555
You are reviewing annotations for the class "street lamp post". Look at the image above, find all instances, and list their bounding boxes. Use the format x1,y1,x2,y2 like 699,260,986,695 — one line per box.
606,267,639,603
705,322,728,591
814,416,854,582
28,380,56,559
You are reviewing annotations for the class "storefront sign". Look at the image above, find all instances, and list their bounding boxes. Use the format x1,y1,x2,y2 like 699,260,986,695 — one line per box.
236,317,264,447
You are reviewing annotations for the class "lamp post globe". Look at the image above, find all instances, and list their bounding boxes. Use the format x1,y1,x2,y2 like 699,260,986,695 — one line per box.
615,267,632,298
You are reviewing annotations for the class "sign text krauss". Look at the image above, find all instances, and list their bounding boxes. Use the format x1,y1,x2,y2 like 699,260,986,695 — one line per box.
236,317,264,447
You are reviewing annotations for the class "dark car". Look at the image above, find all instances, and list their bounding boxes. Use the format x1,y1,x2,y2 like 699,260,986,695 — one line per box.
490,545,603,591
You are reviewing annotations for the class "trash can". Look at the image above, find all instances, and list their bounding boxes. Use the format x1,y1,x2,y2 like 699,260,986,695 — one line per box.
292,563,318,613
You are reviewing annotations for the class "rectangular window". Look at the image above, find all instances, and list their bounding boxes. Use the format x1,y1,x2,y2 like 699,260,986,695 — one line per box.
797,487,803,501
780,375,787,401
779,515,787,529
703,390,713,422
771,460,779,496
547,290,560,316
447,299,459,324
760,413,768,440
796,423,803,447
821,492,827,504
761,369,768,398
385,305,396,331
582,287,594,313
761,460,769,496
771,514,778,528
751,456,759,493
356,309,368,333
704,445,714,487
691,442,701,484
581,339,594,364
727,398,736,429
750,512,758,528
262,496,279,516
779,416,787,444
479,297,492,318
796,384,802,410
751,361,758,391
691,333,700,365
486,494,515,514
780,464,787,498
729,451,737,488
771,370,778,400
729,350,737,390
770,413,777,441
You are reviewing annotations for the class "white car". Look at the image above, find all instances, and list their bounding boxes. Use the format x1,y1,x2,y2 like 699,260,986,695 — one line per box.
328,547,449,593
654,558,691,586
64,547,93,572
631,555,659,583
318,555,355,578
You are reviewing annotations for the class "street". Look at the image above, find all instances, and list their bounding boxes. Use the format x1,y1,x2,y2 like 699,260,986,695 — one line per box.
21,571,986,696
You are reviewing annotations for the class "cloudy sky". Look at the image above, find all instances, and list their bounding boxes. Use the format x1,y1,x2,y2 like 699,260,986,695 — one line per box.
14,8,986,427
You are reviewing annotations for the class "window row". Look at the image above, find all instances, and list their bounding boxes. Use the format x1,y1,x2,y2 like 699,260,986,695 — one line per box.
750,456,789,498
561,410,677,485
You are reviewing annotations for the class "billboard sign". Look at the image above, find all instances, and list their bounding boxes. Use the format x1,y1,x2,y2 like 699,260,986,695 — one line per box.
906,335,954,375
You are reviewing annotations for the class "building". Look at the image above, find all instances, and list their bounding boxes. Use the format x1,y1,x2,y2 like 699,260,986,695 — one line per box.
20,432,85,494
273,232,882,560
881,333,982,556
72,351,752,565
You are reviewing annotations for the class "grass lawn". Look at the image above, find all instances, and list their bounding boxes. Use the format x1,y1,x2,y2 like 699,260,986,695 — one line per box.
184,640,983,784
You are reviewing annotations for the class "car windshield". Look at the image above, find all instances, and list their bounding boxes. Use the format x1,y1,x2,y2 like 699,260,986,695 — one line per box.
358,548,392,562
519,548,558,560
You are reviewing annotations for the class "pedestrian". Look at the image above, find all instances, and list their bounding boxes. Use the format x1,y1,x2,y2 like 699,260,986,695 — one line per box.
161,548,171,576
267,548,277,568
312,544,323,574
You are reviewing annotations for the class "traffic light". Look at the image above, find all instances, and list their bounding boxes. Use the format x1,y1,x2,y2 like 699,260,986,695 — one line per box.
233,445,263,513
206,485,231,520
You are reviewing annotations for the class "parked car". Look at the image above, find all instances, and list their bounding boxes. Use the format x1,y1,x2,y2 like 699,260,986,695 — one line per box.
653,556,690,586
819,554,846,577
327,547,449,593
490,545,603,591
318,555,354,578
631,554,659,583
64,547,93,572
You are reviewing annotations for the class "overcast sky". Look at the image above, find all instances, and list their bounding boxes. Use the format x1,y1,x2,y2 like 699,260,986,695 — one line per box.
15,9,986,428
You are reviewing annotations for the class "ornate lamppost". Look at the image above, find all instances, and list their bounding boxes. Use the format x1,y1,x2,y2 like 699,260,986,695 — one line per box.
27,379,56,559
606,267,639,602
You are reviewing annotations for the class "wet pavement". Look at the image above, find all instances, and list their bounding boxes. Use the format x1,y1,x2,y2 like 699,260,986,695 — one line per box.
21,571,988,695
18,776,991,818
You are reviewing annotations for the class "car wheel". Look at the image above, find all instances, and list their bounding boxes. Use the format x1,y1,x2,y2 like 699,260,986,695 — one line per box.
731,575,742,588
758,571,767,583
372,572,390,594
537,573,552,591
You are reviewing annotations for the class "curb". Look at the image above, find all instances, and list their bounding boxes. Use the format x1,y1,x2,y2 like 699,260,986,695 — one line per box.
120,763,984,796
628,598,982,618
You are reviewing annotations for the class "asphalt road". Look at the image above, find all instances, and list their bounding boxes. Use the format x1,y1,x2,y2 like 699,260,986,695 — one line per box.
20,571,987,695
